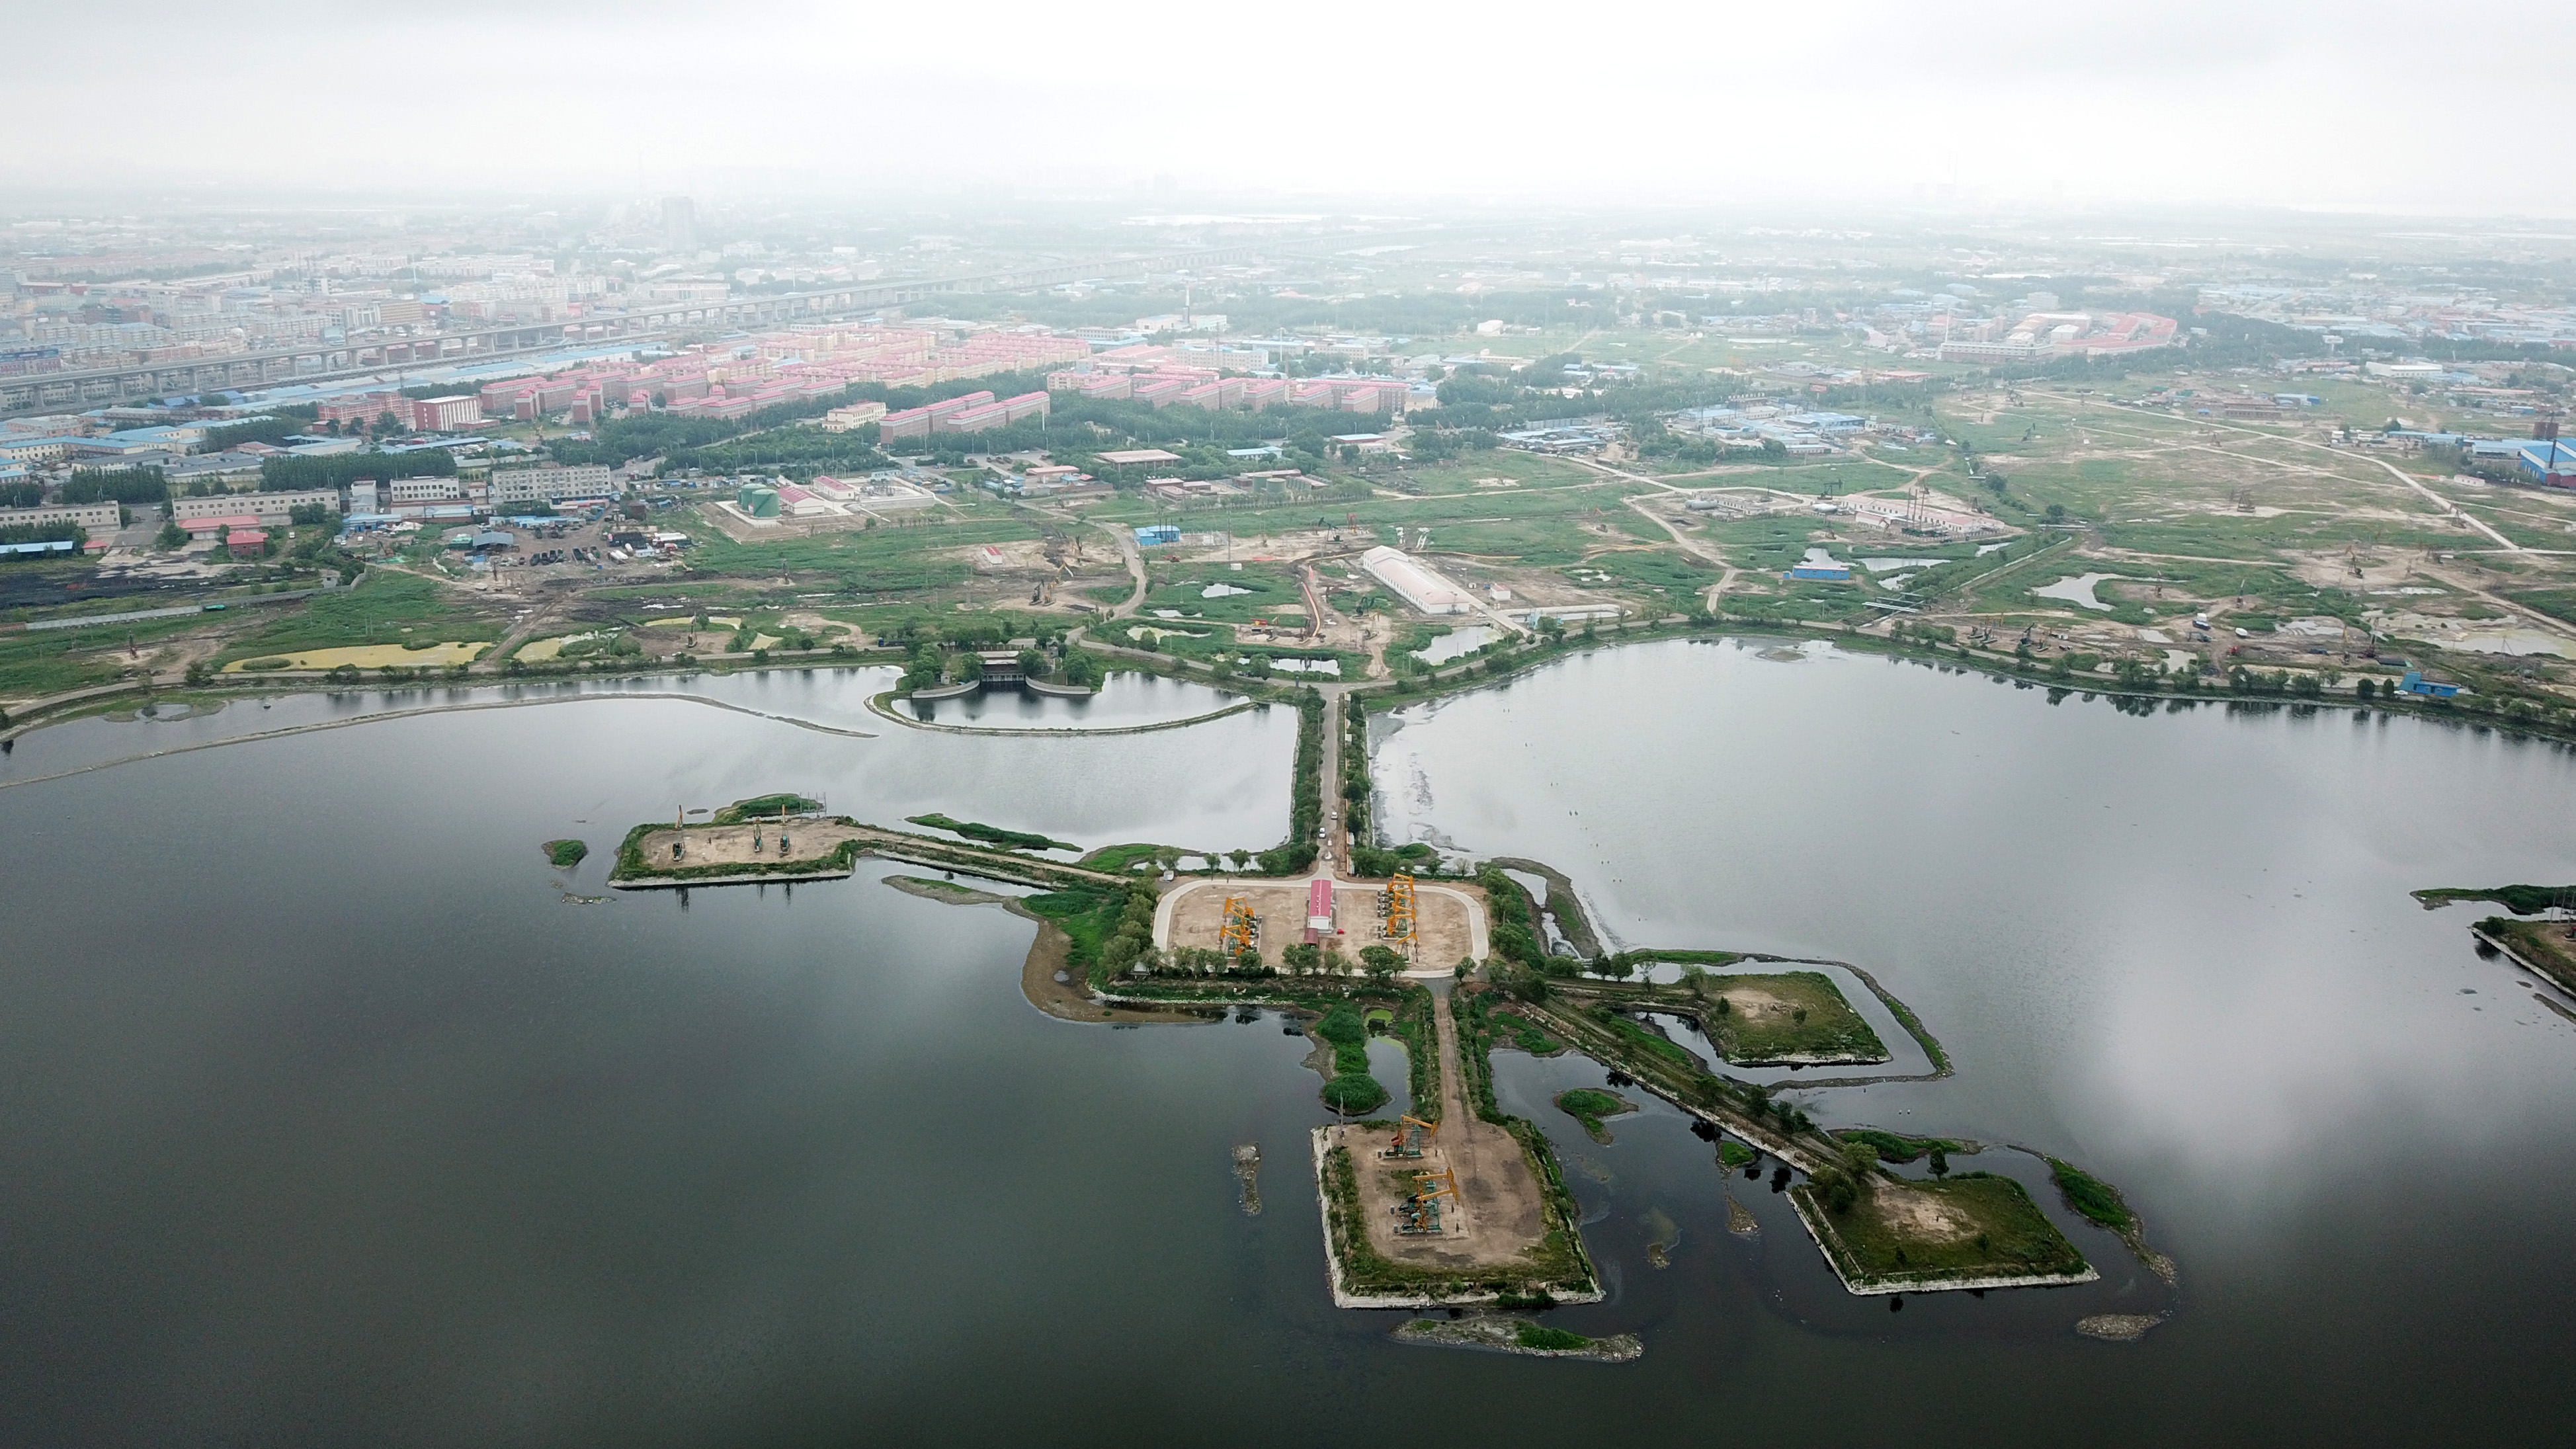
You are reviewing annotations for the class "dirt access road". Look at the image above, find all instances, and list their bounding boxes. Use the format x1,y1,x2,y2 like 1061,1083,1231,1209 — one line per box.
1326,983,1548,1273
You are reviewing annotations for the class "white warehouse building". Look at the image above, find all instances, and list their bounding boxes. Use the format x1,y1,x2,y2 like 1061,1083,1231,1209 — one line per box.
1360,544,1474,615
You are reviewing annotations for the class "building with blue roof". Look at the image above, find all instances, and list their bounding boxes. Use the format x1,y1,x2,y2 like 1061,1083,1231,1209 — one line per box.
2516,438,2576,487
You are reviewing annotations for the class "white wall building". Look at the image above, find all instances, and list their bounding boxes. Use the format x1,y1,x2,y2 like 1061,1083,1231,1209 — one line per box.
489,464,614,505
0,501,122,532
1360,544,1474,615
170,489,339,523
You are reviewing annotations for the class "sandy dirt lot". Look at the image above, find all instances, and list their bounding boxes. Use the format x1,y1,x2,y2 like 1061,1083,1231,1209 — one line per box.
1166,882,1472,967
1868,1179,1977,1243
632,821,867,872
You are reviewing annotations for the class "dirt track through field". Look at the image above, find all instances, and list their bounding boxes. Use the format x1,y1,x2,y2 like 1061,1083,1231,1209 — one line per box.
1332,987,1548,1272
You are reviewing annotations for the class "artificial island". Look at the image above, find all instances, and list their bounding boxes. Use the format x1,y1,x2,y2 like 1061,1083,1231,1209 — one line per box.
581,668,2165,1320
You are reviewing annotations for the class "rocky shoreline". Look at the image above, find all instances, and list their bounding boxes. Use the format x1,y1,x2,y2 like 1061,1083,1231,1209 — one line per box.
1391,1315,1641,1362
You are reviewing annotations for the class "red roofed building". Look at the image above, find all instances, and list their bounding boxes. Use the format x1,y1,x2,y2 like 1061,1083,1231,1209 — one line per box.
1306,878,1336,942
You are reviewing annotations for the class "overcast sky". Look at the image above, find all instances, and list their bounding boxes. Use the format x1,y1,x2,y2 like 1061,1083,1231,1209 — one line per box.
11,0,2573,213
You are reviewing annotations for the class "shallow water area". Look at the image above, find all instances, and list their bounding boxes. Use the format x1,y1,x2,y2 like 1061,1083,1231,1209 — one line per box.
2029,572,2120,610
1413,625,1499,664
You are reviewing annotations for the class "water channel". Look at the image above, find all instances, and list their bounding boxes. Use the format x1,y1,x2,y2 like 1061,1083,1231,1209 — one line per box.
3,638,2573,1441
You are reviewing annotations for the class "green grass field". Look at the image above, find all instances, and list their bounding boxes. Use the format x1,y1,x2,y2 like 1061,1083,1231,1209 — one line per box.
213,573,508,663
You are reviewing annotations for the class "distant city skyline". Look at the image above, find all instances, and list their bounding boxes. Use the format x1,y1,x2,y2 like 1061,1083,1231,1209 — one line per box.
11,0,2576,214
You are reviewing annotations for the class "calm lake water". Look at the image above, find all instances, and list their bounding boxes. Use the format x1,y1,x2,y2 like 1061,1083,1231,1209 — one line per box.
5,640,2575,1442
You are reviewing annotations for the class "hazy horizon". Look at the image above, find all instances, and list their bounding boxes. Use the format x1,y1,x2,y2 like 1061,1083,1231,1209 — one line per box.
13,0,2575,215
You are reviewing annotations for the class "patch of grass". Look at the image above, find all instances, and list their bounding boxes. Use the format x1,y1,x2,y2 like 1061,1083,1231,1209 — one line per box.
214,572,505,663
712,793,822,825
1077,842,1175,873
1312,999,1378,1079
1838,1128,1965,1164
1022,886,1125,970
1323,1072,1390,1114
542,839,588,869
1577,547,1719,610
2044,1157,2136,1231
1136,561,1306,625
1494,1012,1563,1055
1516,1324,1591,1352
905,812,1077,852
1601,1011,1700,1068
1696,971,1888,1063
1718,1140,1757,1169
1554,1087,1634,1143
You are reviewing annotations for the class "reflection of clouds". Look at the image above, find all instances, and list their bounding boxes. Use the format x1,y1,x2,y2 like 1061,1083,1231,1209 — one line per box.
1393,638,2576,1255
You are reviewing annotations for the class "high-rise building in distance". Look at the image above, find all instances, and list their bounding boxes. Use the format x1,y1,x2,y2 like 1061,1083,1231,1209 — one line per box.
661,196,696,253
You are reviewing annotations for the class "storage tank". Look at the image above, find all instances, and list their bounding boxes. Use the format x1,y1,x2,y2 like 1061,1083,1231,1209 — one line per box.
736,483,780,518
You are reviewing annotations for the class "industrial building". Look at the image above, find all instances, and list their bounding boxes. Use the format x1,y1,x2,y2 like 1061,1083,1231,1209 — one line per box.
2517,438,2576,487
1361,545,1474,615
